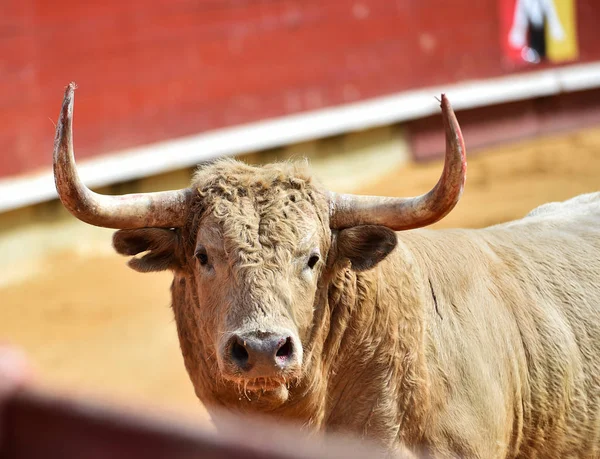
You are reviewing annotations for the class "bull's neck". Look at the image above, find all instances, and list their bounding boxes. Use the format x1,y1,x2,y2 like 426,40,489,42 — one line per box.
313,248,431,446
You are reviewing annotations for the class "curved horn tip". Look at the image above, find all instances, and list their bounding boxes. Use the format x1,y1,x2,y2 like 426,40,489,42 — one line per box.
62,82,77,107
66,81,77,94
56,82,77,133
439,93,452,112
439,93,464,147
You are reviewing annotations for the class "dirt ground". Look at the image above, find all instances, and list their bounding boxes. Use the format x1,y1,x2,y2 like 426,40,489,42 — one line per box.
2,126,600,423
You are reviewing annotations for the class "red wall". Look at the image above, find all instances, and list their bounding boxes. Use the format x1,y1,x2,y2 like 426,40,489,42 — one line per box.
2,0,600,179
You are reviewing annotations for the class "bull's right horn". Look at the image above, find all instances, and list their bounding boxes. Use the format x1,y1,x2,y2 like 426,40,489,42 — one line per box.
53,83,191,229
328,94,466,231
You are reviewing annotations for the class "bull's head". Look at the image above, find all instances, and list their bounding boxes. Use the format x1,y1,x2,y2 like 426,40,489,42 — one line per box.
53,83,465,416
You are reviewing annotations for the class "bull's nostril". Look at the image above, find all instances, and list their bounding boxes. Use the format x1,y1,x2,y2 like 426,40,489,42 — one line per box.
276,337,293,359
231,339,249,364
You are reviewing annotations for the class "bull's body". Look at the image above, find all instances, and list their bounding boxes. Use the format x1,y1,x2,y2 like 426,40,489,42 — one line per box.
338,192,600,457
52,84,600,458
172,192,600,458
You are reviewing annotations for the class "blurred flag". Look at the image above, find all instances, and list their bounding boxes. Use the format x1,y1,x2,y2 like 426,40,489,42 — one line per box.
500,0,579,65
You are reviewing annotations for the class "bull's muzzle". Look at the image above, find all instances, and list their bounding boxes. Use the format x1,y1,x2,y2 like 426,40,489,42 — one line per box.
219,330,301,385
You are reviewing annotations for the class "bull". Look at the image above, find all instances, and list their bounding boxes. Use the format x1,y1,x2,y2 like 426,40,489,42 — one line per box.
53,83,600,458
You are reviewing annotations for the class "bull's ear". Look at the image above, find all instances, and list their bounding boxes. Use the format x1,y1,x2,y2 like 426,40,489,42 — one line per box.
112,228,183,273
336,225,397,272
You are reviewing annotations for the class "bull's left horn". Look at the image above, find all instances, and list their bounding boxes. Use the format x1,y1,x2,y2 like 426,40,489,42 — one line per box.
328,94,466,231
53,82,191,229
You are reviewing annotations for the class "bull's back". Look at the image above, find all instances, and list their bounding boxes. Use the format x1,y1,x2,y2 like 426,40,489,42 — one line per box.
487,199,600,457
400,192,600,458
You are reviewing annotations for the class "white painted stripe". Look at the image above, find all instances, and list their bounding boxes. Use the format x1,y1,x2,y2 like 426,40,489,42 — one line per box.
2,61,600,213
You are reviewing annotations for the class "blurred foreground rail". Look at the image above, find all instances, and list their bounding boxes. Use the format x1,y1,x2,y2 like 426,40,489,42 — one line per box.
1,388,393,459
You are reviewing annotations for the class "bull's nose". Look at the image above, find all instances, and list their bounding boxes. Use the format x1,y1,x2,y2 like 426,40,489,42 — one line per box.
223,332,299,377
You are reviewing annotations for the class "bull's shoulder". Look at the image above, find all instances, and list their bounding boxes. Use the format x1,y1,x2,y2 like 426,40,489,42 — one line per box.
524,192,600,219
490,192,600,231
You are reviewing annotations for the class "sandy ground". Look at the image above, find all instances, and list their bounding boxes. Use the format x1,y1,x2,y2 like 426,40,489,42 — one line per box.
2,126,600,422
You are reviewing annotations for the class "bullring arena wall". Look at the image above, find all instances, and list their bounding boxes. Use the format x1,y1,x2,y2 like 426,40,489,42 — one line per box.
3,0,600,207
2,0,600,447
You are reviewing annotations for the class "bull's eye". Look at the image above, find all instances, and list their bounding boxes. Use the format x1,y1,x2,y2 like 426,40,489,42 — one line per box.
307,254,320,269
195,247,209,266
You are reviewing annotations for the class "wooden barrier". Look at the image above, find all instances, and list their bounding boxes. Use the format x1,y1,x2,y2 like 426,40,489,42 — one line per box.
0,388,398,459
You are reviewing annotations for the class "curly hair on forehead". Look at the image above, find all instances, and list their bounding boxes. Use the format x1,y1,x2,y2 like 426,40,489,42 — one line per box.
185,158,329,268
192,158,318,197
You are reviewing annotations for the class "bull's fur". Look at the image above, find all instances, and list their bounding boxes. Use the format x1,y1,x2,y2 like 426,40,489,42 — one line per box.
114,159,600,458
